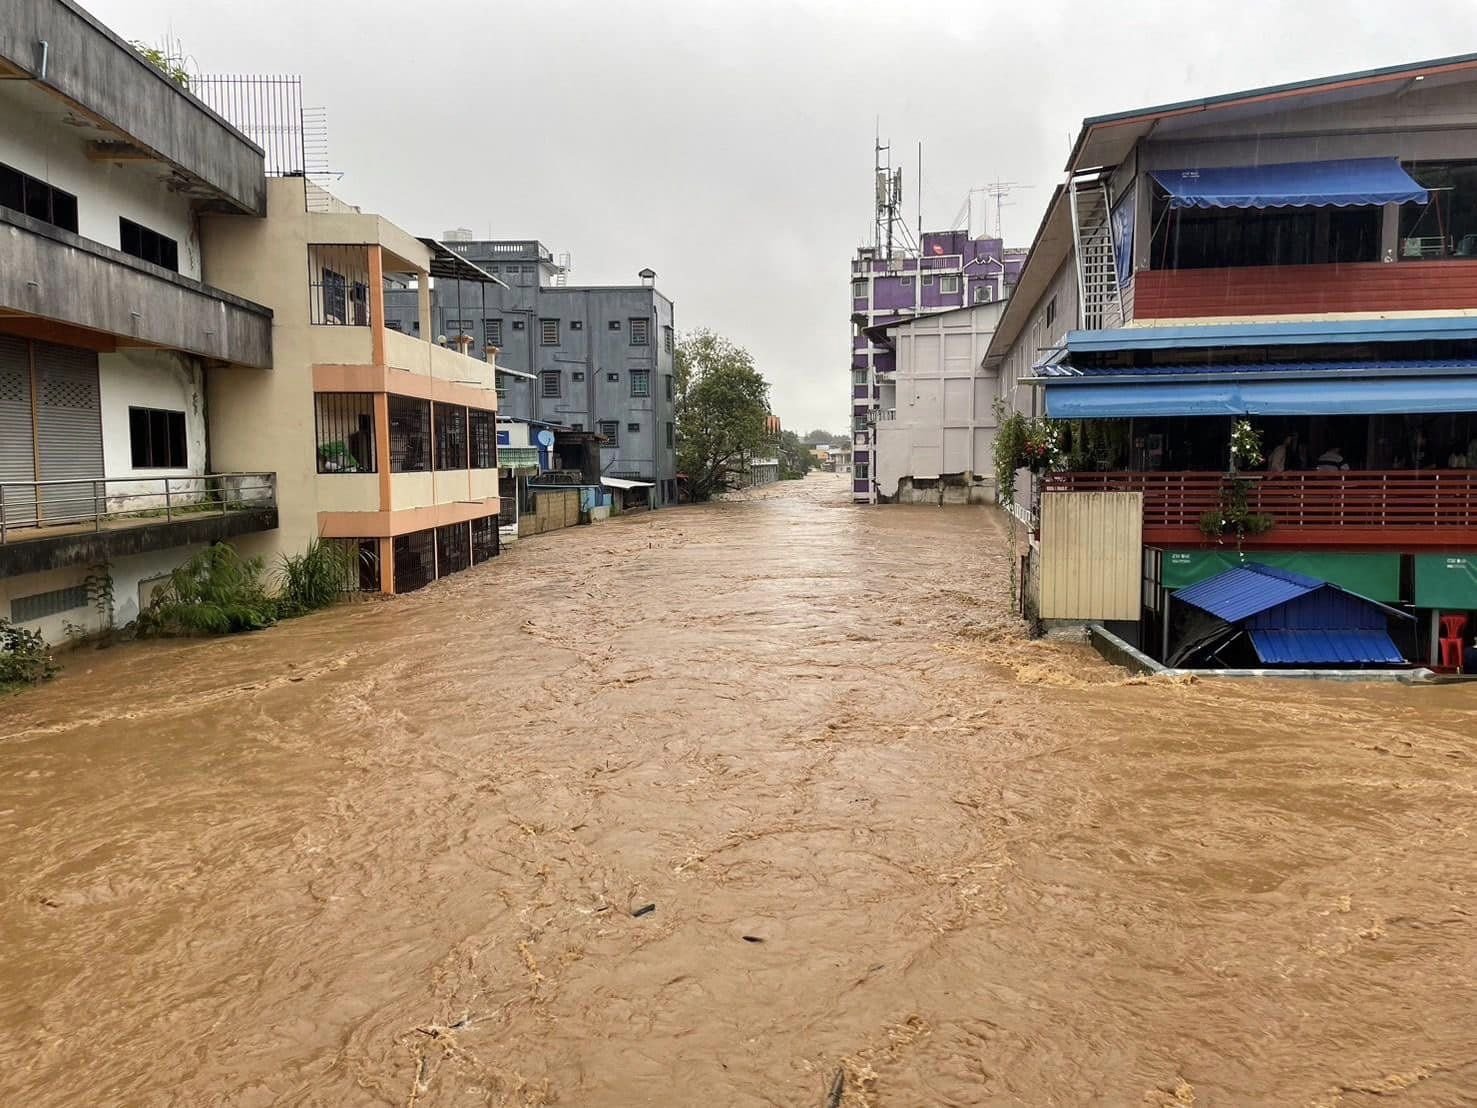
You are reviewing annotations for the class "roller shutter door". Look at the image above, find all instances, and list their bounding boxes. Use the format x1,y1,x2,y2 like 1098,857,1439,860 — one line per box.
34,341,103,524
0,336,37,529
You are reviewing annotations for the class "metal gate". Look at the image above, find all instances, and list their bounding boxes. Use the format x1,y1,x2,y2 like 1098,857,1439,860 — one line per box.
1038,490,1144,621
34,341,103,524
0,336,37,529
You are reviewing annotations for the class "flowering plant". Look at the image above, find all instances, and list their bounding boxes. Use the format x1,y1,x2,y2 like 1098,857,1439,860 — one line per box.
1229,419,1264,470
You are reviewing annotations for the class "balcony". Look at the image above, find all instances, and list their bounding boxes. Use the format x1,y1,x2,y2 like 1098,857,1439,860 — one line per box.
1,206,273,367
0,473,277,575
1133,260,1477,321
1044,470,1477,548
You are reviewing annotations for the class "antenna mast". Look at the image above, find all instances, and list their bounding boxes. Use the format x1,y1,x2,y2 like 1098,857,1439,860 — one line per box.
873,130,904,260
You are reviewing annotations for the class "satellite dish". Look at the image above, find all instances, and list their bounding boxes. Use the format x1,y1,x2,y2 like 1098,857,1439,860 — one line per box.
536,429,555,447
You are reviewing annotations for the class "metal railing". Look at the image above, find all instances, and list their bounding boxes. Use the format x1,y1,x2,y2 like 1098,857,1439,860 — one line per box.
0,473,277,543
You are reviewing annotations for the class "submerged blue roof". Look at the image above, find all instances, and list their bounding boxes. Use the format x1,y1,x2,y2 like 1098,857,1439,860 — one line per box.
1174,564,1323,623
1148,158,1428,210
1249,629,1405,665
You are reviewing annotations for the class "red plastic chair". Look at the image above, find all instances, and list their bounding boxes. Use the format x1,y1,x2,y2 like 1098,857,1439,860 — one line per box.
1440,636,1465,668
1439,614,1469,641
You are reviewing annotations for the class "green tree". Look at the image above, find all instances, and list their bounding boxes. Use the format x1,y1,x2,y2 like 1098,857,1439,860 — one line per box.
802,428,846,445
675,330,772,501
777,430,815,480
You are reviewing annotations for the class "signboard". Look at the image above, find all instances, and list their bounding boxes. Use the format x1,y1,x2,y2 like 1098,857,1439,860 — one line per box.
1111,185,1136,288
1414,554,1477,609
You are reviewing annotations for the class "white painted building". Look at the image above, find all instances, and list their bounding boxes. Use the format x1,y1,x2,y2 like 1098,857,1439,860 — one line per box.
872,301,1008,504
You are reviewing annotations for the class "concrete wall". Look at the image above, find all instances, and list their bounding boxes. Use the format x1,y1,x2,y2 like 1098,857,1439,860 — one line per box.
0,0,266,213
97,347,207,506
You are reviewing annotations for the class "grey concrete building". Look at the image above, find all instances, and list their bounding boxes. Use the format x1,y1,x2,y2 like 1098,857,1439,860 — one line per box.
383,240,680,507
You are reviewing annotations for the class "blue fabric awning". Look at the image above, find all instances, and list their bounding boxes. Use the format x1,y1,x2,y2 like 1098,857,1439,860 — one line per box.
1043,376,1477,418
1249,629,1405,665
1149,158,1428,209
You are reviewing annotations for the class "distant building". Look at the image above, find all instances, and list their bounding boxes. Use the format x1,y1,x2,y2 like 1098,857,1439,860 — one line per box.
384,243,680,507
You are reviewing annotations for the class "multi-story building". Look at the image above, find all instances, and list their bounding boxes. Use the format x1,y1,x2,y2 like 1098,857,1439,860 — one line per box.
383,241,681,507
0,0,278,642
201,178,502,594
989,53,1477,669
849,230,1026,503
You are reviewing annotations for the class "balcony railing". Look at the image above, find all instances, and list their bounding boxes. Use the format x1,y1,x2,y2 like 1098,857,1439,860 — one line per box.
1044,469,1477,547
1,473,277,543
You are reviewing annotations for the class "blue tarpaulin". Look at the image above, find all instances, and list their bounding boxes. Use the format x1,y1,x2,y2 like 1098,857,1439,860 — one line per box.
1149,158,1428,209
1043,376,1477,418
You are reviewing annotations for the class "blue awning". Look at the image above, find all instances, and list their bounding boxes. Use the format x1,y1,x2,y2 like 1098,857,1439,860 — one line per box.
1044,375,1477,418
1149,158,1428,209
1249,629,1405,665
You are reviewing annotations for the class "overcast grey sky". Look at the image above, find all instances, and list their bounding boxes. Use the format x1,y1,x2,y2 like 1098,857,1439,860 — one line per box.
93,0,1475,434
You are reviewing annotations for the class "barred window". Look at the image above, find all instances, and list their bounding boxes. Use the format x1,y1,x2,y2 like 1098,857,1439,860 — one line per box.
471,515,499,564
308,245,371,325
665,421,675,449
393,529,435,593
485,318,503,347
629,318,650,345
541,371,561,398
540,318,560,346
314,393,377,473
597,419,619,446
627,421,640,433
129,407,187,469
663,325,674,353
434,403,468,470
665,374,674,400
630,369,650,397
389,396,431,472
469,409,497,469
436,522,470,576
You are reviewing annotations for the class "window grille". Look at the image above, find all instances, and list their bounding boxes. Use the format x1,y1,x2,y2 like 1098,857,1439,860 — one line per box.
597,420,619,446
469,409,497,468
434,403,467,470
393,529,435,593
314,393,377,473
389,396,431,472
540,318,560,346
435,522,471,576
631,369,650,397
629,318,650,345
471,515,499,563
308,245,371,325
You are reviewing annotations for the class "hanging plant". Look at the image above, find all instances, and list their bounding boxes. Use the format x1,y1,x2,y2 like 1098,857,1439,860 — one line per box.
992,401,1064,506
1229,419,1264,471
1199,478,1274,545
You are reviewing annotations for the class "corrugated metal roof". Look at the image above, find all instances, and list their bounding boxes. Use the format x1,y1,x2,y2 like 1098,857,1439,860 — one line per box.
1249,629,1405,665
1065,317,1477,353
1173,564,1324,622
1034,357,1477,381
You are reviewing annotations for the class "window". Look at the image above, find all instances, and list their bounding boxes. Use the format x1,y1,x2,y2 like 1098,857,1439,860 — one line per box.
435,522,471,577
629,318,650,345
511,319,526,330
665,421,675,449
308,245,371,325
471,515,499,564
446,318,473,333
664,325,674,353
631,369,650,397
973,284,994,304
392,529,435,593
665,374,675,401
1400,161,1477,259
572,371,585,382
940,274,959,294
608,320,622,331
922,273,935,287
627,421,641,433
11,585,89,623
607,372,620,383
389,396,431,472
852,368,868,384
1045,296,1057,328
540,318,560,346
485,318,503,347
855,463,870,480
541,371,561,398
314,393,376,473
434,403,467,469
571,320,584,331
899,275,913,287
470,409,497,468
0,161,78,232
852,279,867,299
1149,191,1380,269
597,419,620,445
118,218,179,272
571,422,584,431
128,407,187,469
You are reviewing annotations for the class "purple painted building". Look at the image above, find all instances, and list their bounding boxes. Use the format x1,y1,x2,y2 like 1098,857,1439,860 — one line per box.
849,231,1027,501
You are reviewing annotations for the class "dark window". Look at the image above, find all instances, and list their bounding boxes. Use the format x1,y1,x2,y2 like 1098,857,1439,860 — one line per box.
608,320,622,331
314,393,377,473
322,268,346,323
471,514,499,563
663,325,674,353
631,369,650,397
1045,297,1057,328
541,371,561,398
393,529,435,593
571,422,583,431
540,318,560,346
485,318,503,346
666,421,675,449
1400,161,1477,259
511,319,526,330
607,371,620,383
1150,191,1381,270
571,320,584,331
573,371,585,382
627,421,641,433
118,218,179,271
389,396,431,471
128,407,187,468
0,161,78,232
598,419,619,446
665,374,675,401
435,522,471,577
434,403,468,469
629,318,650,345
446,318,473,334
470,409,497,468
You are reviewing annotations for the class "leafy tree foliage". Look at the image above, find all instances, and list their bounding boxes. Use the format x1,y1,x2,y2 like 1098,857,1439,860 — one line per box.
675,330,772,501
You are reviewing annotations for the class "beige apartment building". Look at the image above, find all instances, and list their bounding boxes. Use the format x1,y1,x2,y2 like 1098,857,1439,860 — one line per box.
202,178,501,593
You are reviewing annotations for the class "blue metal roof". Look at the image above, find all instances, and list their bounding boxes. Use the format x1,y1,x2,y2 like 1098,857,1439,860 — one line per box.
1149,158,1427,210
1249,629,1405,665
1035,357,1477,382
1043,374,1477,418
1174,564,1323,623
1066,317,1477,354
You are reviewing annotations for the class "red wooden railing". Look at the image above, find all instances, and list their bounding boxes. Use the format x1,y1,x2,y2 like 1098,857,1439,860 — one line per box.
1043,470,1477,547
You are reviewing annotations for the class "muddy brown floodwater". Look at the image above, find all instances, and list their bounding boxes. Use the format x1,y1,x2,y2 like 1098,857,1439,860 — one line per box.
2,473,1476,1107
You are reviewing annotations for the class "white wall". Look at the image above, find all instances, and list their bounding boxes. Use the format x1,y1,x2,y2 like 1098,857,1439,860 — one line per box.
877,302,1007,500
97,348,207,511
1000,255,1079,416
0,81,201,279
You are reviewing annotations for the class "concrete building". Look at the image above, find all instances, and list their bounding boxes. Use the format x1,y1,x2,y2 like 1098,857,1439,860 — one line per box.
850,229,1027,503
870,301,1007,503
202,178,502,594
989,53,1477,668
383,242,680,507
0,0,277,641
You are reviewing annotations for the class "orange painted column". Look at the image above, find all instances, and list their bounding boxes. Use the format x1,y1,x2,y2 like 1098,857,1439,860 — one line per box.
378,536,395,596
369,245,386,367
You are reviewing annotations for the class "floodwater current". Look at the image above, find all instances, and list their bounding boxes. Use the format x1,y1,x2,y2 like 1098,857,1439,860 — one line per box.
2,474,1475,1106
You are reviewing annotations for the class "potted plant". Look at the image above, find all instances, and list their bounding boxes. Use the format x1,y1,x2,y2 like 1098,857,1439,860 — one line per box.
318,441,359,473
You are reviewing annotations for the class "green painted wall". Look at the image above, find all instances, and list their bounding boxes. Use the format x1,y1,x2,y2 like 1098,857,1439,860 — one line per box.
1413,554,1477,609
1159,550,1403,602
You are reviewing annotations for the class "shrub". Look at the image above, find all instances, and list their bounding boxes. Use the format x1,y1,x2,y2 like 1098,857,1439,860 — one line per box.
137,544,276,636
275,539,352,617
0,618,58,688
